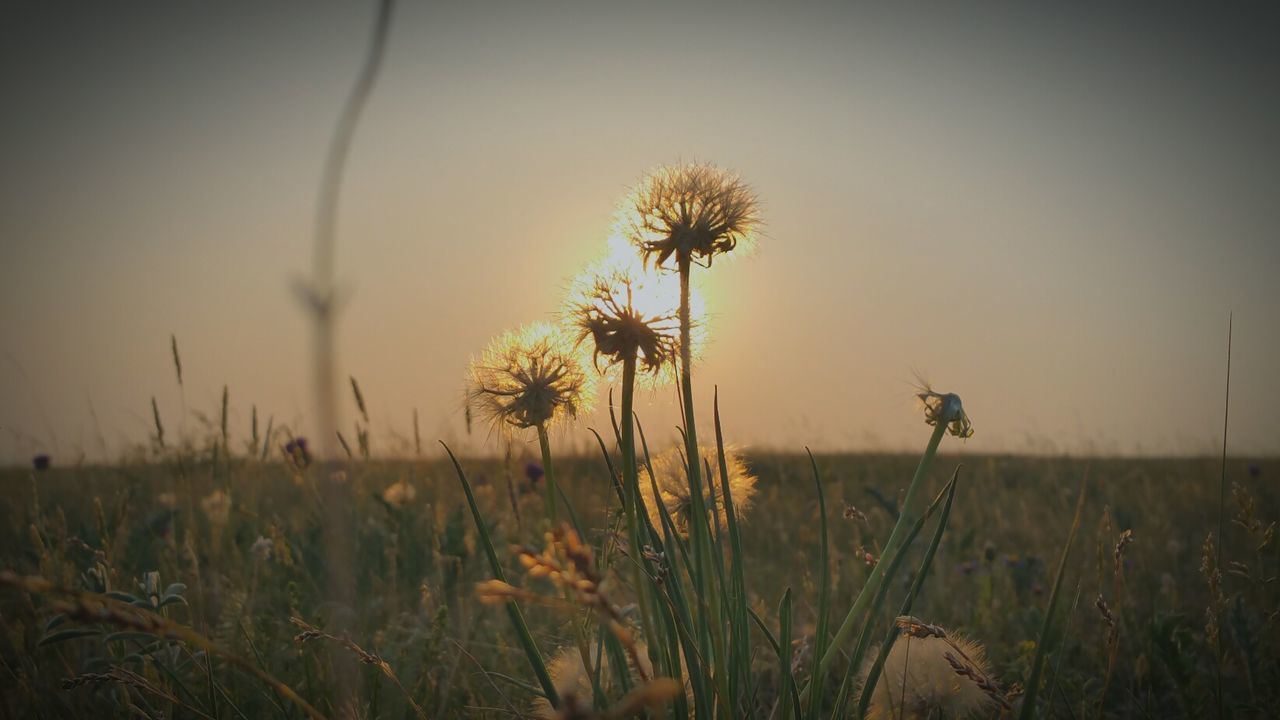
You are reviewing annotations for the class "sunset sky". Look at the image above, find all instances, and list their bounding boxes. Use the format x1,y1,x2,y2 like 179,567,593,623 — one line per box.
2,1,1279,464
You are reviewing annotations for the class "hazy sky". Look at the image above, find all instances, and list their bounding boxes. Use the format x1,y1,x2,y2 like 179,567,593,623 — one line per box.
3,1,1279,464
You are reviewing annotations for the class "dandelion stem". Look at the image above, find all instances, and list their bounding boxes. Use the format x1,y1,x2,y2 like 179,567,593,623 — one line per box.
677,255,712,612
536,423,558,524
813,417,949,689
619,352,660,662
620,354,639,522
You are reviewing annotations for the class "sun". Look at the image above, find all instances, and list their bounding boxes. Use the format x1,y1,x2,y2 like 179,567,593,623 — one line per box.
592,233,709,365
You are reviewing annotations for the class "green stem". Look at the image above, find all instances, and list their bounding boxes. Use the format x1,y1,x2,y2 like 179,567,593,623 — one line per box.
619,354,657,651
536,424,557,524
855,469,960,720
620,354,639,523
813,418,948,685
677,255,712,623
677,256,704,503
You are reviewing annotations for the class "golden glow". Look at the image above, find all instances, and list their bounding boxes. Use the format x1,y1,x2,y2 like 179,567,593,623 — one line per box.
603,234,709,342
467,322,595,432
614,162,761,269
639,444,757,535
568,239,709,382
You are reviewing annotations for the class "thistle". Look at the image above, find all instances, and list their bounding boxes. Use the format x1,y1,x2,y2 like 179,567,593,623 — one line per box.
468,323,592,521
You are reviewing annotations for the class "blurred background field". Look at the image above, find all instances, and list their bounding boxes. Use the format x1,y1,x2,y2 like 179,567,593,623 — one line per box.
3,450,1275,717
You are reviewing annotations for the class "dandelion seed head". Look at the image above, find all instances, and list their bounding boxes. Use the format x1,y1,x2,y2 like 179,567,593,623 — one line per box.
251,536,273,562
864,629,999,720
620,162,760,269
532,641,668,719
382,480,416,507
914,383,975,439
641,445,757,535
468,323,593,432
565,257,684,376
200,490,231,527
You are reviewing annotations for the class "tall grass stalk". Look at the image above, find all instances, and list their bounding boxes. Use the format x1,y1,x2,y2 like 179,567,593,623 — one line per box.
776,588,801,720
441,442,559,708
804,449,831,720
1215,313,1232,719
302,0,394,708
1018,470,1089,720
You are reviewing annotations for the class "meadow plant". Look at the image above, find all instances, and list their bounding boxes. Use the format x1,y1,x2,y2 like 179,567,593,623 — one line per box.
10,151,1262,720
468,322,592,522
620,162,760,588
861,620,1002,720
815,386,974,688
640,445,757,536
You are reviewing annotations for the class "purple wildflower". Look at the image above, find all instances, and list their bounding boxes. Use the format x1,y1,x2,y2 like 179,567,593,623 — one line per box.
525,462,544,484
284,437,311,468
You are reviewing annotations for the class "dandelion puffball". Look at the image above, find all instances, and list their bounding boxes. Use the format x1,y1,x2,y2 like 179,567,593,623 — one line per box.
467,322,593,431
621,162,760,269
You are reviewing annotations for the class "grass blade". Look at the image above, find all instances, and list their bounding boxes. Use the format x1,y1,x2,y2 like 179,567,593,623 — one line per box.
817,419,949,686
1018,470,1089,720
823,466,959,714
777,588,801,720
440,442,559,709
713,388,751,710
805,449,831,720
855,467,960,719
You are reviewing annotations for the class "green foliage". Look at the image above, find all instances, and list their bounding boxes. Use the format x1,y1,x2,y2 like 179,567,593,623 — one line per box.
1,450,1276,718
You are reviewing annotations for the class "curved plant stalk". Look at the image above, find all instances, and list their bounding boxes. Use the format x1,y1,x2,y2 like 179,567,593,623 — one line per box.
812,417,949,690
300,0,395,708
0,572,328,720
828,468,959,717
440,442,560,709
855,469,960,719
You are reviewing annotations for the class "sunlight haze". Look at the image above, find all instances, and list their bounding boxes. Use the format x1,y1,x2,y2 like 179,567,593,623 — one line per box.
2,1,1279,463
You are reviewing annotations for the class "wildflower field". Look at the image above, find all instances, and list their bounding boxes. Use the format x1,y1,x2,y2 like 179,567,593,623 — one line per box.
0,163,1275,719
2,448,1276,718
